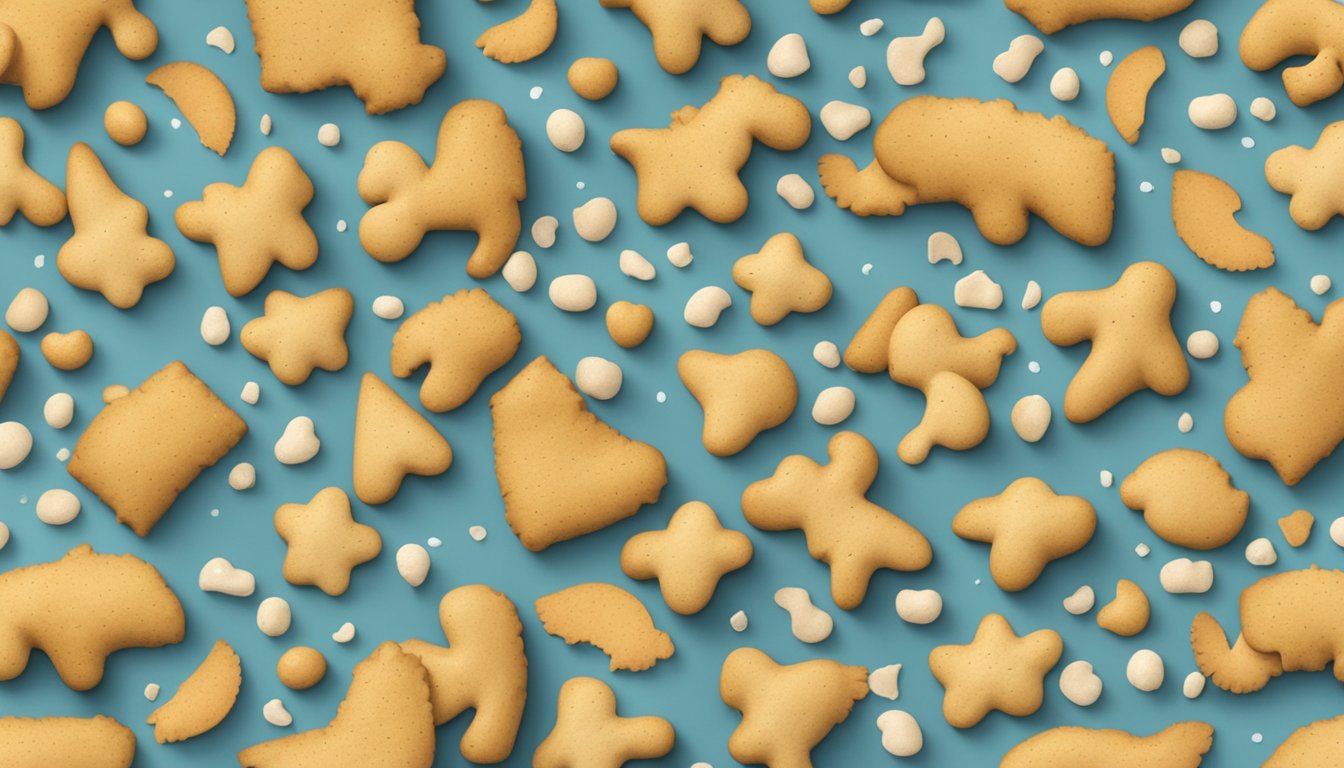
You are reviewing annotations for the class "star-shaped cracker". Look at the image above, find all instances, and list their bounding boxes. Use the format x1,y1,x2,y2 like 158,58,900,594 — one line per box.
598,0,751,74
678,348,798,456
621,501,753,615
240,288,353,386
0,117,66,227
533,677,674,768
274,487,382,596
1041,261,1188,423
952,477,1096,592
353,373,452,505
929,613,1062,728
176,147,317,297
731,232,832,326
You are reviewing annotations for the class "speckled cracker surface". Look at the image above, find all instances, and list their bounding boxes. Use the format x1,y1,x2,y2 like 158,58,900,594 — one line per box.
0,715,137,768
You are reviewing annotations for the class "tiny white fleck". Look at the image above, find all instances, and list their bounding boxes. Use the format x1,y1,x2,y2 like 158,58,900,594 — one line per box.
1136,542,1151,557
468,525,487,542
336,219,348,233
1099,50,1114,66
163,190,173,198
1252,733,1264,744
1178,412,1194,433
576,181,586,190
730,609,748,631
171,118,182,129
974,578,982,585
19,496,27,504
427,536,442,548
861,263,873,275
33,254,44,268
1241,136,1255,149
1139,181,1154,193
1028,361,1041,374
56,448,69,462
656,391,667,404
1210,300,1223,313
210,508,220,518
1100,470,1114,488
529,86,543,100
332,622,356,643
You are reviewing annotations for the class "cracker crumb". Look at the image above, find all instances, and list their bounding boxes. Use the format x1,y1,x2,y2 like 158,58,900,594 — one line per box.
1099,50,1113,66
336,219,347,233
1028,361,1040,374
529,86,543,100
1241,136,1255,149
1210,300,1223,313
1100,470,1114,488
469,525,487,542
1135,542,1151,557
1178,412,1194,433
861,263,873,275
427,536,442,548
1139,181,1154,193
656,391,667,404
144,683,160,701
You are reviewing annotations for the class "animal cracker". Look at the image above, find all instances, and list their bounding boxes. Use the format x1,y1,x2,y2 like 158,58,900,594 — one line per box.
952,477,1096,592
679,348,798,456
621,501,753,615
1241,0,1344,107
598,0,750,74
1001,722,1214,767
534,676,675,767
1266,120,1344,231
844,286,919,373
731,232,832,326
1120,449,1250,549
1006,0,1196,34
476,0,556,63
0,715,137,768
353,373,452,504
536,582,674,672
390,288,520,412
0,117,66,227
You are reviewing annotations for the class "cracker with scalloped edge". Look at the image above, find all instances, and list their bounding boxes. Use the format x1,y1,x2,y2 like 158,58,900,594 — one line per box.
1173,169,1274,271
146,61,235,156
536,583,674,671
0,715,137,768
147,639,241,744
1106,46,1165,145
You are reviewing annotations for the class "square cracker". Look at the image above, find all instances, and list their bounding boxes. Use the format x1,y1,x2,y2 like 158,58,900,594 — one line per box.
68,361,246,536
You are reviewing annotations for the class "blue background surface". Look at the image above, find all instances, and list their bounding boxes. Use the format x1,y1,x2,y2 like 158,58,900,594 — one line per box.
2,0,1342,764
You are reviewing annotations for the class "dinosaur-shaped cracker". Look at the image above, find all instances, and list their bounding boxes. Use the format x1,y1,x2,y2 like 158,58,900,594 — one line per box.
176,147,317,297
1266,714,1344,766
1266,120,1344,231
391,288,521,412
352,373,452,505
621,501,753,615
0,715,137,768
1225,288,1344,485
1006,0,1195,34
598,0,750,74
953,477,1096,592
721,647,868,768
275,487,381,596
237,642,436,767
359,100,525,277
534,677,675,768
612,74,810,225
1002,722,1214,767
536,583,674,672
0,545,185,690
820,96,1115,247
679,348,798,456
887,303,1016,463
0,117,66,227
0,0,157,109
1192,567,1344,693
401,585,528,763
1241,0,1344,107
1042,261,1188,423
741,431,932,610
930,613,1062,728
244,0,444,114
240,288,353,386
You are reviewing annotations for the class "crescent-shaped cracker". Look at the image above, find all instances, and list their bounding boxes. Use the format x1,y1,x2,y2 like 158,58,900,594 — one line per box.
535,583,674,671
147,639,242,743
1106,46,1165,144
146,61,236,156
1172,170,1275,271
476,0,557,63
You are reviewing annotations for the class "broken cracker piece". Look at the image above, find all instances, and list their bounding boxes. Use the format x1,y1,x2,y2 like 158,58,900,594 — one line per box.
536,582,674,671
476,0,557,63
598,0,750,74
535,677,675,767
146,61,235,156
1006,0,1195,34
1172,169,1274,271
1279,509,1315,547
0,117,66,227
1098,578,1150,636
147,639,241,744
1002,722,1213,767
1106,46,1165,144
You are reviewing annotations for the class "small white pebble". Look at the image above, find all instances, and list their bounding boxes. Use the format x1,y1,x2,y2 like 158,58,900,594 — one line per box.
1099,50,1113,66
200,306,230,346
469,525,487,542
812,386,856,426
33,254,44,268
198,557,255,597
263,699,292,728
144,683,160,702
684,286,732,328
1028,361,1040,374
533,216,558,248
1100,470,1114,488
1060,660,1103,706
371,295,404,320
1021,280,1042,310
927,231,963,265
1063,585,1095,615
1127,649,1165,691
1242,136,1256,149
993,35,1045,84
572,197,617,242
336,219,348,233
1178,412,1194,433
619,249,656,281
1178,19,1219,58
256,596,292,637
813,341,841,369
529,86,543,100
1160,557,1214,593
171,118,182,130
667,242,693,268
861,263,873,276
868,664,901,700
1010,395,1051,443
397,543,430,587
859,18,883,36
1250,96,1277,122
894,589,942,624
1135,542,1150,557
767,33,810,78
1139,181,1154,193
730,609,748,632
1252,733,1264,744
1186,330,1219,359
1162,147,1182,164
44,393,74,429
1189,93,1237,129
0,422,33,469
886,17,944,86
55,448,69,462
502,251,537,293
549,275,597,312
876,710,923,757
163,190,173,199
259,114,272,135
848,65,867,88
274,416,320,465
241,381,260,405
656,391,667,404
820,100,871,141
1245,537,1277,566
210,508,220,518
575,357,623,400
1331,516,1344,547
576,181,585,190
954,270,1003,310
545,109,585,152
1183,671,1206,699
1050,67,1080,101
205,25,235,54
1210,300,1223,313
776,173,815,209
316,123,340,147
228,463,256,491
774,587,833,643
5,287,48,332
35,488,80,525
426,536,442,548
332,622,356,643
1311,274,1332,295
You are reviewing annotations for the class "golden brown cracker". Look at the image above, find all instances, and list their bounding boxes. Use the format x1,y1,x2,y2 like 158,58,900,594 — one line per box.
68,361,246,536
605,300,654,349
721,647,868,768
390,288,520,412
811,0,853,12
277,646,326,691
568,57,619,100
359,100,525,276
1225,288,1344,485
888,303,1016,463
536,582,674,672
0,715,137,768
1098,578,1151,637
1006,0,1195,34
145,61,235,156
952,477,1096,592
103,100,146,146
1042,261,1189,423
820,96,1115,247
1105,46,1165,145
237,642,436,767
1191,612,1283,693
1002,722,1214,767
599,0,750,74
40,329,93,371
621,501,753,615
0,0,157,109
147,639,241,744
534,676,675,767
400,585,527,763
476,0,557,63
244,0,445,114
731,232,832,326
0,329,16,404
929,613,1062,728
741,431,932,610
175,146,317,297
275,487,381,596
0,544,184,690
1173,169,1275,271
1241,0,1344,107
612,74,810,225
844,286,919,373
0,117,66,226
240,287,353,385
1266,120,1344,230
491,356,667,551
353,372,452,505
58,142,174,309
678,348,797,457
1120,448,1250,549
1279,509,1315,547
1264,714,1344,766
